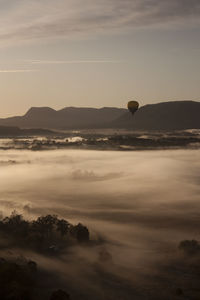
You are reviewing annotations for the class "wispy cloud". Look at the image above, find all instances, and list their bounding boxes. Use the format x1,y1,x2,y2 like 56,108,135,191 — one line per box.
0,0,199,45
0,69,37,73
30,60,122,64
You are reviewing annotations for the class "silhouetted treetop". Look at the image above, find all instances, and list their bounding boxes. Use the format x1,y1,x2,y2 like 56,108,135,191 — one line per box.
179,239,200,255
0,212,90,255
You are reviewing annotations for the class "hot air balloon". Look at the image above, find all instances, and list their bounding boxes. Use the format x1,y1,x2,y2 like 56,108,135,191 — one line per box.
127,101,139,115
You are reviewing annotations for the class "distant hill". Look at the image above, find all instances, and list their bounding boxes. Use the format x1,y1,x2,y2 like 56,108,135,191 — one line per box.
0,101,199,130
112,101,200,130
0,126,55,137
0,107,126,129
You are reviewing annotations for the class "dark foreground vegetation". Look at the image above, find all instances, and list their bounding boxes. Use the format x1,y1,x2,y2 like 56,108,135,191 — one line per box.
1,213,200,299
0,212,89,254
0,213,90,300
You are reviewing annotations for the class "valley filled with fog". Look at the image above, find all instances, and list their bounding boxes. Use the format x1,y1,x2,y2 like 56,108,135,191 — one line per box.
1,147,200,299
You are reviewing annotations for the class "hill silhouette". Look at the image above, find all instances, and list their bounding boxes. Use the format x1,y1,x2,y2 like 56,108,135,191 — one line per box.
112,100,200,130
0,107,126,129
0,101,199,130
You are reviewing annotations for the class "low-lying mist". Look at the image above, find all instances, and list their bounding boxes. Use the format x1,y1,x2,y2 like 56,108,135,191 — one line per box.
1,148,200,299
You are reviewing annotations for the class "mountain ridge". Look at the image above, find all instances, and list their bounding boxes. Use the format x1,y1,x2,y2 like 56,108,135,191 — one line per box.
112,100,200,130
0,101,199,130
0,106,127,129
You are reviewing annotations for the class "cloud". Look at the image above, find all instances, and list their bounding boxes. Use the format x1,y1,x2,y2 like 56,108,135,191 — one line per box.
0,0,199,45
0,69,37,73
30,60,121,64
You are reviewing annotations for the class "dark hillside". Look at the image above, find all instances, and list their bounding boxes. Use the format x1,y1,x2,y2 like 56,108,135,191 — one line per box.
112,101,200,130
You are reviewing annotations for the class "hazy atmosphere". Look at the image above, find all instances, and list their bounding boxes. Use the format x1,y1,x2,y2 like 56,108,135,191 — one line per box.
1,1,200,299
1,148,200,299
0,0,200,116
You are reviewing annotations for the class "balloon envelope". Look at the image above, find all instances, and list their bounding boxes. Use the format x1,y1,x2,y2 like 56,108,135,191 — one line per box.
127,101,139,114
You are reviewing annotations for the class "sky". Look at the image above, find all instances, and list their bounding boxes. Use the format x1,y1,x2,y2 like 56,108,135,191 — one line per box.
0,0,200,117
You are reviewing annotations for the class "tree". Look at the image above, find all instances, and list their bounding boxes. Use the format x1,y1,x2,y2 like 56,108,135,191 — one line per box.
71,223,89,243
179,240,200,255
56,219,69,237
32,215,58,238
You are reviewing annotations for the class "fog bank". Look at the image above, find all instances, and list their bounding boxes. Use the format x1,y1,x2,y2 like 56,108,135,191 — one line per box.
1,149,200,299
